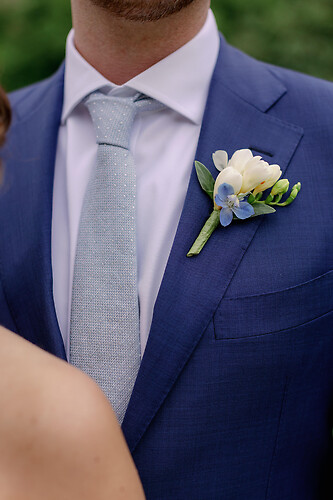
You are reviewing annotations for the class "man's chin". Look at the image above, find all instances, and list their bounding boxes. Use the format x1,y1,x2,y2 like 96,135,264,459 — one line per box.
89,0,196,22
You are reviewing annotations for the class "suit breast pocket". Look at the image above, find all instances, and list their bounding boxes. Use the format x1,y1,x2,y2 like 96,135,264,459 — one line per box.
213,270,333,340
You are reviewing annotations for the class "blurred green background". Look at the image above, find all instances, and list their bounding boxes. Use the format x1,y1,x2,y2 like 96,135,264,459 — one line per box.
0,0,332,91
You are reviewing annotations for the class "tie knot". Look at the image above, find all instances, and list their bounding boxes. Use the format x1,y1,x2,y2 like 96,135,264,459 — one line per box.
84,91,163,149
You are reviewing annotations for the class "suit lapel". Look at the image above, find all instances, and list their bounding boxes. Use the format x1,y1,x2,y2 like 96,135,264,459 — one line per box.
0,66,66,359
122,37,303,450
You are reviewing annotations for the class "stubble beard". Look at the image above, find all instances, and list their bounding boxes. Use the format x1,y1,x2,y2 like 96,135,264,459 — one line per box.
89,0,197,22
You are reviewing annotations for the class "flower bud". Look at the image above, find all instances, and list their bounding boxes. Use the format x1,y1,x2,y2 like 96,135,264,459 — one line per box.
293,182,301,193
280,182,301,206
289,182,301,199
270,179,289,196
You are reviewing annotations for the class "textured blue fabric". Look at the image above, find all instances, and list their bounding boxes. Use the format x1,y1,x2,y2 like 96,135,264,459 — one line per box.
1,35,333,499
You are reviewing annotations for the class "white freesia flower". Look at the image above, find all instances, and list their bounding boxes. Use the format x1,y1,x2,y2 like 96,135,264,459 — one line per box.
212,148,282,197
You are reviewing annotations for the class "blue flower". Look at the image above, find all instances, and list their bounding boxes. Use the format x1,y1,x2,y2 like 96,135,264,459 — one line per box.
214,183,255,227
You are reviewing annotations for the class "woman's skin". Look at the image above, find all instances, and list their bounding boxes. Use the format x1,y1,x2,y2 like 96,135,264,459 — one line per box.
0,327,145,499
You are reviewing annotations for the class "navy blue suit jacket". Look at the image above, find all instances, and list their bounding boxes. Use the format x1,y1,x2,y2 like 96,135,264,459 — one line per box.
1,36,333,499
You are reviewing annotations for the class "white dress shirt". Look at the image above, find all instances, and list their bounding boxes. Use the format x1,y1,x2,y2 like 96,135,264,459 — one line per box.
52,10,220,357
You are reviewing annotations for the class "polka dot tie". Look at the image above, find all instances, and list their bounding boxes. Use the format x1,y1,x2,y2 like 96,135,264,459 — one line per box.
70,91,162,423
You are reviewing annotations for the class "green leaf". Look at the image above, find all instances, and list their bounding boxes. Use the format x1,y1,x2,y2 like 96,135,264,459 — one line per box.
251,202,276,217
195,161,215,200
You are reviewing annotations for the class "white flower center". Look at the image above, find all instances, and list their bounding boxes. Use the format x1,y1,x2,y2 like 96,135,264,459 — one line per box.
226,194,239,209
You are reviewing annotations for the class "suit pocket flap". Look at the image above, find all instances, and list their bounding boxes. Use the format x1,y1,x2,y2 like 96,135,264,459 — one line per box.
214,270,333,339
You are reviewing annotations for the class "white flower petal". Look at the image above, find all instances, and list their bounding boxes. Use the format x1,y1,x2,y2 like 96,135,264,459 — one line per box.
229,149,254,173
252,164,282,195
243,156,267,170
213,167,243,204
212,150,228,171
241,160,271,193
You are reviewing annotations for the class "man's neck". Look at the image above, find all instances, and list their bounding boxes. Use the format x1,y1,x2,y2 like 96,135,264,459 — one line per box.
71,0,210,85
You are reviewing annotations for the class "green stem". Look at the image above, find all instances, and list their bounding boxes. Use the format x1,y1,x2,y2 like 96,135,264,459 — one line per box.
272,201,289,207
250,200,266,204
264,194,274,204
187,210,220,257
247,193,256,204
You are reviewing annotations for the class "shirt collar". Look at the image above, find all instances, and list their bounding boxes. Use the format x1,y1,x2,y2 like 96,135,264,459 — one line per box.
62,9,220,125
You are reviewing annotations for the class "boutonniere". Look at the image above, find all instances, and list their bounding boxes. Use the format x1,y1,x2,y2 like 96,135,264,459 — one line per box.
187,149,301,257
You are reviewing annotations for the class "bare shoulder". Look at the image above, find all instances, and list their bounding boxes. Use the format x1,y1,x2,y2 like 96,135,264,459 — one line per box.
0,327,145,499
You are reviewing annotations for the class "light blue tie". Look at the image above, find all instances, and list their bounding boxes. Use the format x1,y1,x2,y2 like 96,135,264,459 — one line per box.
70,91,161,423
